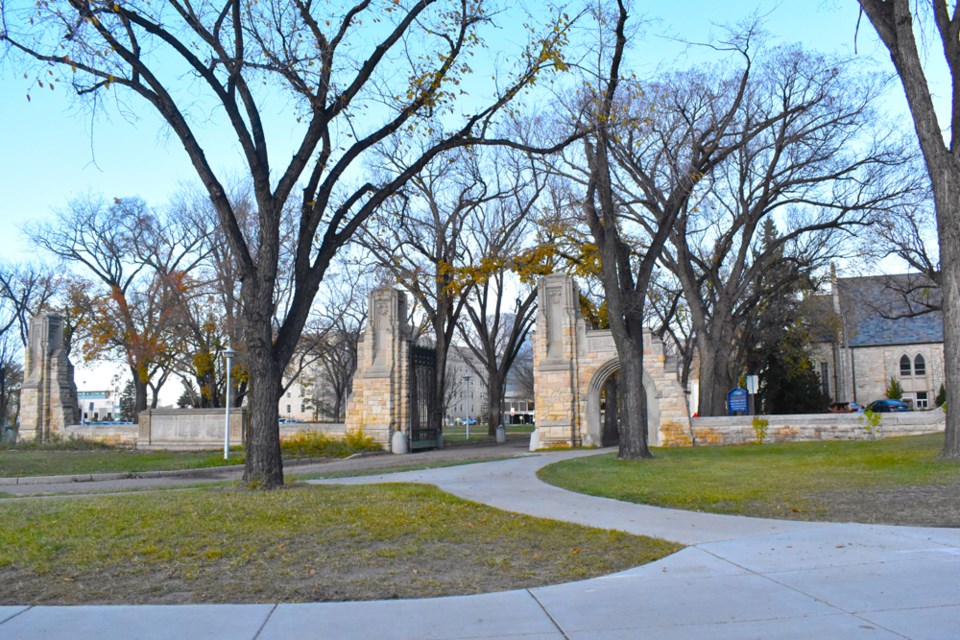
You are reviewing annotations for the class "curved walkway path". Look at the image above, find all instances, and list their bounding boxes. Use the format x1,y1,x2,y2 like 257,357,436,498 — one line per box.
1,448,958,639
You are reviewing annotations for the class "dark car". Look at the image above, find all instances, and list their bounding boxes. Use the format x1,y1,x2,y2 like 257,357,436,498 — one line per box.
867,399,911,413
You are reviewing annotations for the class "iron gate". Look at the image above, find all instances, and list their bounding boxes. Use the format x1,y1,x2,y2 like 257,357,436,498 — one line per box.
409,344,441,450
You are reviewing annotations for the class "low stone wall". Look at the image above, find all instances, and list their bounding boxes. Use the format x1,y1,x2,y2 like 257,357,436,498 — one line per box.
683,411,946,447
278,422,347,440
64,424,139,447
137,408,248,450
49,419,364,450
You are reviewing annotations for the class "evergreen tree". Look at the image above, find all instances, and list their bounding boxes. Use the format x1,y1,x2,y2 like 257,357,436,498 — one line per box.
119,381,136,422
886,378,904,400
760,321,831,414
742,220,830,414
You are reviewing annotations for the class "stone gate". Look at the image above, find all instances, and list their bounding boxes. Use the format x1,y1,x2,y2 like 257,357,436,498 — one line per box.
532,274,691,448
346,277,692,453
19,314,79,441
345,288,414,452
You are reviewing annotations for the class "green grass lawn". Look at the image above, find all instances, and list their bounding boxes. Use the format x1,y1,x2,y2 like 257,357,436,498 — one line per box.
0,483,681,604
537,434,960,524
0,449,243,478
442,423,535,444
0,429,386,478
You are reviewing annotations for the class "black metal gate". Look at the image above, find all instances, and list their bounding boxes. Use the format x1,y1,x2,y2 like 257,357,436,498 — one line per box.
409,344,441,450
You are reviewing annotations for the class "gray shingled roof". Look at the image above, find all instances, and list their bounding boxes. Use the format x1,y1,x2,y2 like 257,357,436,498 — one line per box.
838,274,942,347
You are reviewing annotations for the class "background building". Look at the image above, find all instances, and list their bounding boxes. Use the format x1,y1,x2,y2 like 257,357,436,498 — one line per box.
812,273,944,409
77,389,121,423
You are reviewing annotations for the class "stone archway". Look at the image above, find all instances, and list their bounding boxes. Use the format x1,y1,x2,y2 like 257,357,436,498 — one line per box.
532,274,689,449
584,357,662,447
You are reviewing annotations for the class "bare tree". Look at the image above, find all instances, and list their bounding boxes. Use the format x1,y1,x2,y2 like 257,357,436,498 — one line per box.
456,149,545,434
649,47,909,415
856,0,960,457
360,145,521,435
0,263,59,348
28,197,191,417
0,263,58,426
560,4,759,457
1,0,577,486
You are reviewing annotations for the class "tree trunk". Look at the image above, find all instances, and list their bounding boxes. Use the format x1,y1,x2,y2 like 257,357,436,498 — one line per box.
131,366,148,422
602,376,619,447
857,0,960,458
617,335,651,458
485,364,503,437
932,167,960,458
241,279,285,488
242,348,284,487
697,335,738,417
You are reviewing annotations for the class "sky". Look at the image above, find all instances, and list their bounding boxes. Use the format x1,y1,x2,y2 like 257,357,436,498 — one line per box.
0,1,902,263
0,1,930,397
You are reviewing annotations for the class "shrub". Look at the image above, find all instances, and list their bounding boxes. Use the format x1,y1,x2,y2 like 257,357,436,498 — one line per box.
280,428,382,458
936,383,946,407
751,417,769,444
886,377,903,400
860,409,882,439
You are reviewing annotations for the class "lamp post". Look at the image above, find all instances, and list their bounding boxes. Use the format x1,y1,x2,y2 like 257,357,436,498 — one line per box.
463,374,471,440
223,346,237,460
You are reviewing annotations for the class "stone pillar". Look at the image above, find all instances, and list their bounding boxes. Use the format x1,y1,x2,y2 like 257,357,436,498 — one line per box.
532,274,581,447
19,314,79,441
344,288,411,450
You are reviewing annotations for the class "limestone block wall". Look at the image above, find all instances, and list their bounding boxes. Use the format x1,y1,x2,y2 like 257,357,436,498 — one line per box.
65,424,139,447
813,340,946,409
136,408,247,450
344,288,411,449
687,411,945,446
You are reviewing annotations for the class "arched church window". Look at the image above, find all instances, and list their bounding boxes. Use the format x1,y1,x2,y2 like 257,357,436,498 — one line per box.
900,354,912,377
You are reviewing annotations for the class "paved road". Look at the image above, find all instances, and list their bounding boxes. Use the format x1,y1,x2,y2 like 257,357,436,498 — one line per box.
1,446,957,639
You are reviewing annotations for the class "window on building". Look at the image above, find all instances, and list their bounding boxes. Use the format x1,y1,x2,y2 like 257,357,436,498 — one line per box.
300,403,305,413
914,354,926,376
286,404,291,414
916,391,929,409
900,354,911,376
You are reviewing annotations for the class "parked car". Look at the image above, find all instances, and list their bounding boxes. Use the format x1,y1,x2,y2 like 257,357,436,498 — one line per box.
866,399,911,413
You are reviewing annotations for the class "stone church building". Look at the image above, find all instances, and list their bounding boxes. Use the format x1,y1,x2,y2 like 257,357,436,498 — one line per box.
812,273,944,410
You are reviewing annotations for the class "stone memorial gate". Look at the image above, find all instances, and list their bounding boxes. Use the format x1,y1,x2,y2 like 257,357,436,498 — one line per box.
532,274,691,448
346,275,691,452
19,313,79,441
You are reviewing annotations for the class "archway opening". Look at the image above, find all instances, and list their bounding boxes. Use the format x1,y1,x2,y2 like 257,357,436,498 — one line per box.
585,358,659,447
600,372,621,447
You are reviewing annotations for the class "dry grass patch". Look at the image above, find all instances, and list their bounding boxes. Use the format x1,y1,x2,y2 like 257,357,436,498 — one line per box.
0,483,680,604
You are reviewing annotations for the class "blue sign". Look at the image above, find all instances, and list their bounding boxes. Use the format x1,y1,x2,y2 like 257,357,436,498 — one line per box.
727,388,749,415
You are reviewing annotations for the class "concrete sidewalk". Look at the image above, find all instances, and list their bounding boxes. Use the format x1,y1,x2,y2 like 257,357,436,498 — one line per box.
1,448,957,639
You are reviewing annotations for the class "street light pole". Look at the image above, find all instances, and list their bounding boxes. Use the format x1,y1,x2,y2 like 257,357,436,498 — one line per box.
223,346,238,460
463,374,471,440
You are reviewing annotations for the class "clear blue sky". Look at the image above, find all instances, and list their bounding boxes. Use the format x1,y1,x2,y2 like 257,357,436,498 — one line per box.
0,1,906,264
